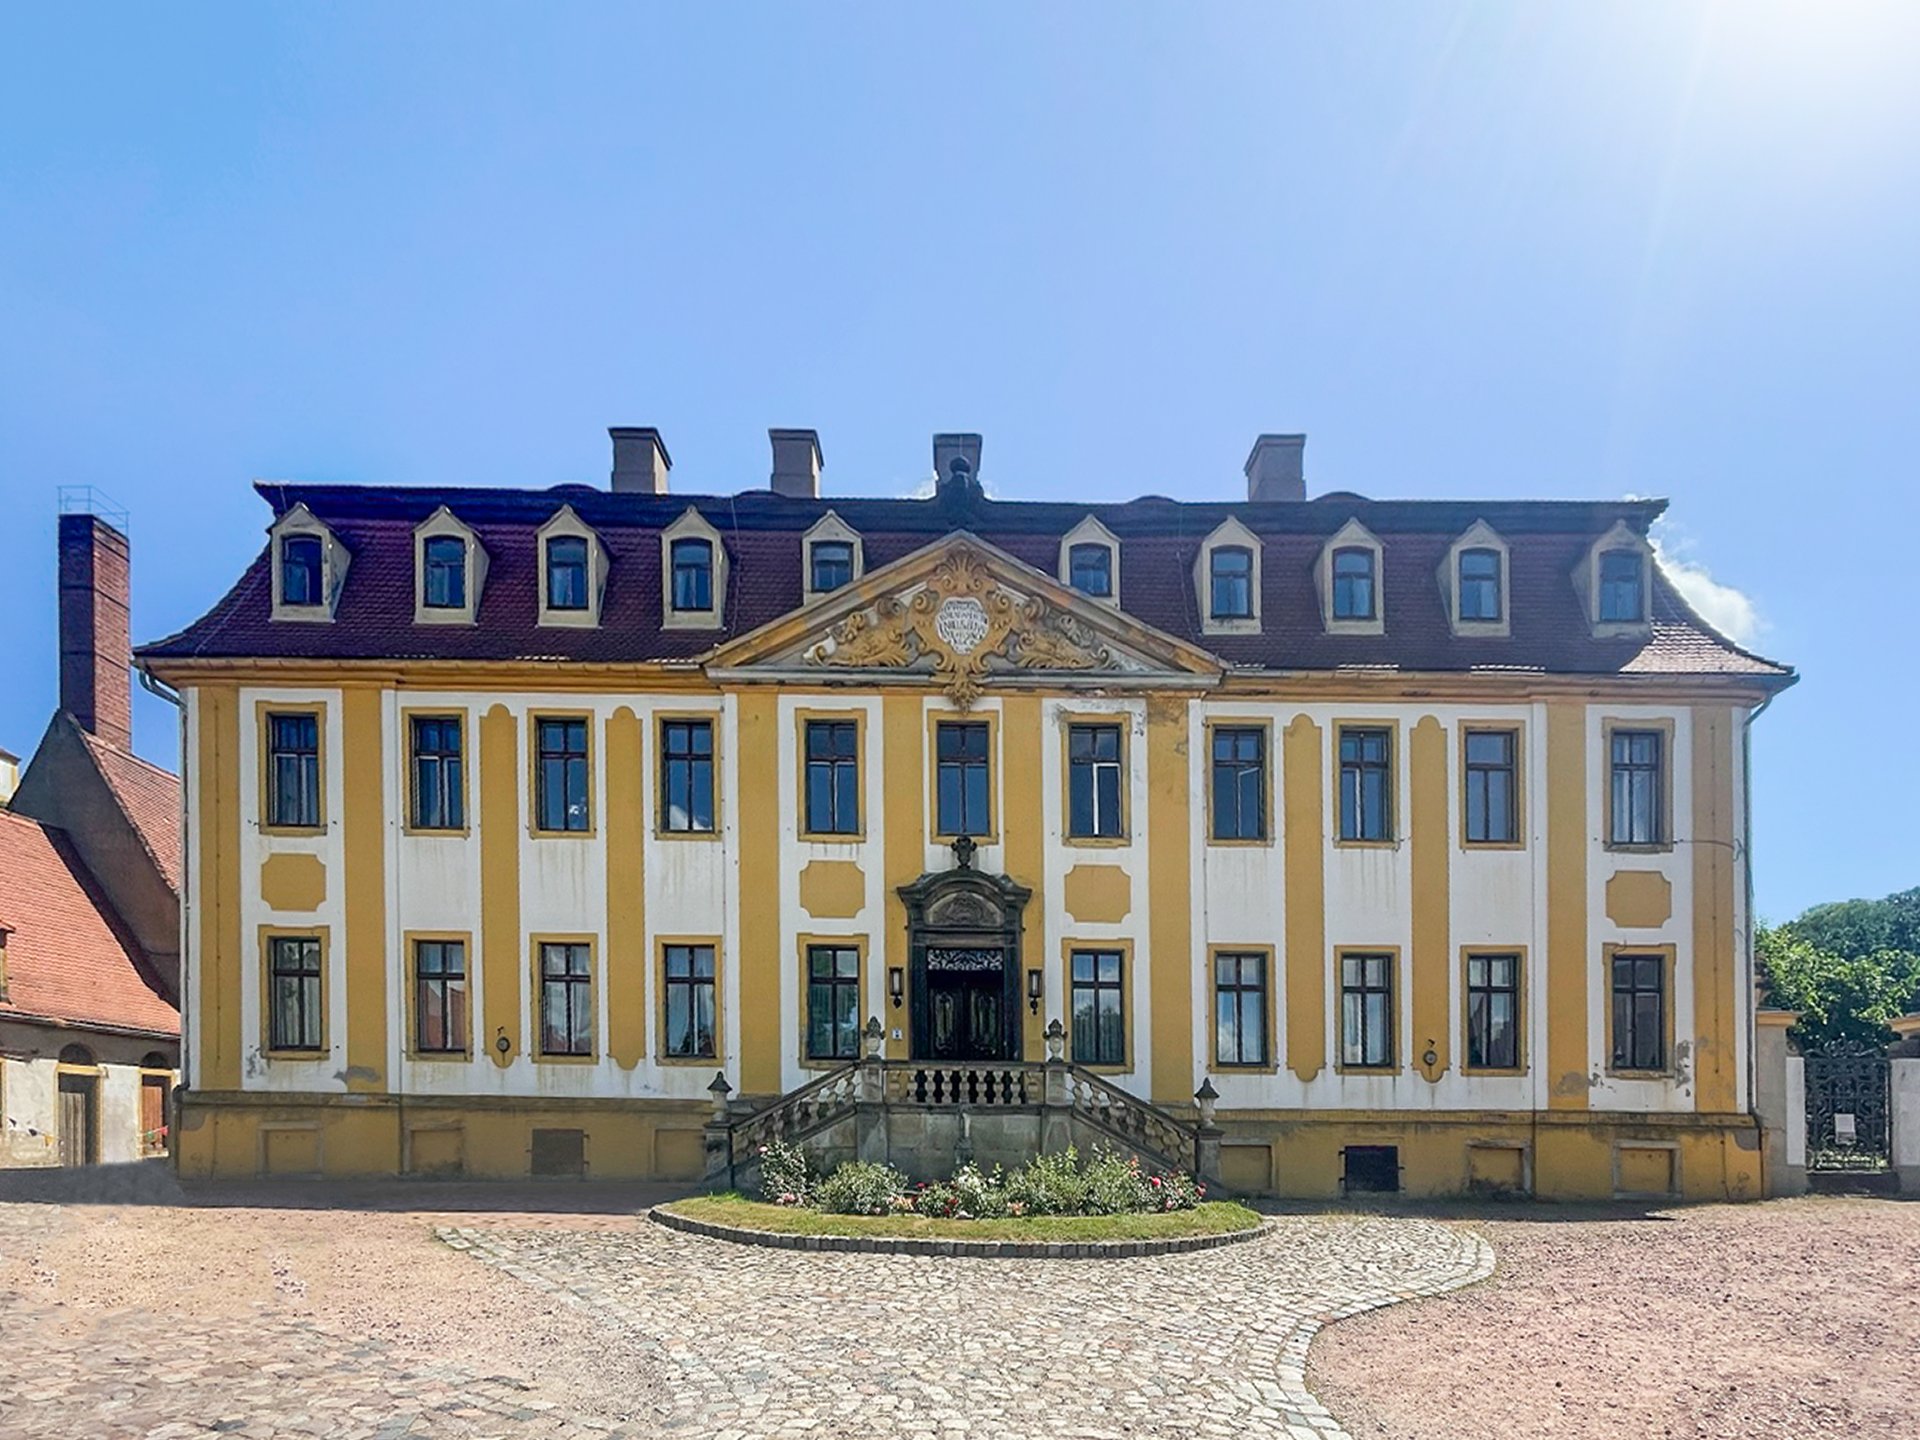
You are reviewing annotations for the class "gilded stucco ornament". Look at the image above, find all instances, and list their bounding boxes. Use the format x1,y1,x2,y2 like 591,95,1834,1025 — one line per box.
807,544,1110,707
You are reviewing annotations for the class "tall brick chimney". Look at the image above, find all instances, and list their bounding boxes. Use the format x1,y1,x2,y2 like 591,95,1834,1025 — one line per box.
58,512,134,751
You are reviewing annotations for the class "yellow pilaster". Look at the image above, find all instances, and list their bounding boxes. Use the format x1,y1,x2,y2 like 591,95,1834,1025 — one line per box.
196,684,243,1090
341,687,388,1093
736,692,781,1094
606,706,646,1068
882,696,923,1061
1282,715,1327,1081
1409,716,1451,1081
1002,695,1046,1060
1692,705,1738,1112
1146,696,1193,1104
479,705,521,1067
1546,701,1590,1109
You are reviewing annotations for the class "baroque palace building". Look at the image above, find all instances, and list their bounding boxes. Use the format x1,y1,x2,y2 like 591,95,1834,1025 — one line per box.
139,428,1795,1198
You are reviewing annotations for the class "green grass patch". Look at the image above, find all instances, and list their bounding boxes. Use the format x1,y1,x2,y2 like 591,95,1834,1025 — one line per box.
663,1194,1262,1242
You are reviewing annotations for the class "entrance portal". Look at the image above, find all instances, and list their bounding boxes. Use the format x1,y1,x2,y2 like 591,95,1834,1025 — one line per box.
899,843,1031,1063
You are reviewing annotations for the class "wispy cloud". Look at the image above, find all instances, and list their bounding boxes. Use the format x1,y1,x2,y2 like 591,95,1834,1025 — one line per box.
1650,521,1763,647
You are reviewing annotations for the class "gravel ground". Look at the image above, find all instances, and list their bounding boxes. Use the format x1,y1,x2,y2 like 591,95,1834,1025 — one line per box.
1309,1195,1920,1440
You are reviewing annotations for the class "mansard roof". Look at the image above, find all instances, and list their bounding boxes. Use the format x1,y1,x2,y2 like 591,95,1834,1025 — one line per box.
137,478,1793,686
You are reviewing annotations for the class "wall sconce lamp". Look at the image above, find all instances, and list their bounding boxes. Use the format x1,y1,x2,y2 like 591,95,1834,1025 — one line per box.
889,966,905,1009
494,1029,512,1059
1026,968,1044,1015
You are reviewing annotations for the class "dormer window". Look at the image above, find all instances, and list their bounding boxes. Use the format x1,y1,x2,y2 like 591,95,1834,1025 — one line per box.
412,507,485,625
422,537,467,609
1210,548,1253,618
1458,548,1502,621
537,505,607,628
269,504,349,623
280,535,323,606
1194,518,1262,634
1598,549,1645,623
1331,548,1376,620
1058,515,1121,609
810,540,854,594
672,538,714,612
1316,519,1385,635
1069,544,1113,598
546,537,589,610
661,508,728,630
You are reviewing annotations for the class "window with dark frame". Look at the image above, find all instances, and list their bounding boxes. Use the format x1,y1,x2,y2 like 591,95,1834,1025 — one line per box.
546,535,590,611
422,535,466,609
1611,952,1666,1070
664,943,717,1059
535,718,590,832
1340,952,1395,1068
414,939,468,1054
1466,953,1520,1070
1214,951,1269,1067
1463,729,1516,844
1598,549,1646,623
1068,543,1113,598
280,534,323,606
810,540,854,594
538,941,593,1057
1338,727,1392,842
1210,727,1267,841
1070,949,1126,1066
1458,547,1502,621
935,722,991,836
1331,546,1376,620
267,935,323,1052
1209,546,1253,619
1609,729,1664,846
661,719,715,832
1067,723,1123,839
266,712,321,829
804,720,860,835
410,715,464,830
805,944,861,1061
671,537,714,612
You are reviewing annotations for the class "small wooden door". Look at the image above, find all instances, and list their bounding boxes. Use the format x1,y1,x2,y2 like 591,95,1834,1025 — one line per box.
58,1072,98,1167
140,1074,169,1156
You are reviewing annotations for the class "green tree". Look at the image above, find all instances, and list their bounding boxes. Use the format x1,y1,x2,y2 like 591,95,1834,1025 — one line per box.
1757,923,1919,1048
1787,886,1920,963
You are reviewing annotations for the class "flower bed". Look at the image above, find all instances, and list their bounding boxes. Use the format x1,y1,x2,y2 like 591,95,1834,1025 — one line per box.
655,1193,1263,1248
759,1140,1211,1220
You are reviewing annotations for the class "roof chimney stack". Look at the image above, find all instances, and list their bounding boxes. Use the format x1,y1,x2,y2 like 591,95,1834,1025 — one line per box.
768,428,823,499
57,510,134,751
1245,433,1306,502
609,426,671,494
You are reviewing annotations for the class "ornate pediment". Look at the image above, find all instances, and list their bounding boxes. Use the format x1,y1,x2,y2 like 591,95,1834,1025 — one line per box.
712,532,1221,708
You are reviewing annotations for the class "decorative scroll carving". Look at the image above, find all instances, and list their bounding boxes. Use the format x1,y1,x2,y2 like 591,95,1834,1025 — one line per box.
926,890,1001,929
808,543,1113,708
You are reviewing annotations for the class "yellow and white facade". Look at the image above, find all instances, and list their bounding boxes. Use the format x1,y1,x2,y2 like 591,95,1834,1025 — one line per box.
144,433,1793,1198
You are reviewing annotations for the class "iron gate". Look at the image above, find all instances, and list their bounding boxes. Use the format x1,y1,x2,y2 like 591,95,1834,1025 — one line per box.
1804,1039,1890,1171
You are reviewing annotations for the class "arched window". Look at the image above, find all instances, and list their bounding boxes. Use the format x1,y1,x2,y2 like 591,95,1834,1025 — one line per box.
1331,547,1376,620
671,538,714,612
58,1043,97,1067
422,536,467,609
140,1051,172,1071
279,535,323,606
1458,548,1502,622
1210,546,1253,620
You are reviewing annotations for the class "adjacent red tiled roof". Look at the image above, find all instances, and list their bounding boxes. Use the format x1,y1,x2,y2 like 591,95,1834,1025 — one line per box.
0,809,179,1038
77,727,182,893
138,482,1793,685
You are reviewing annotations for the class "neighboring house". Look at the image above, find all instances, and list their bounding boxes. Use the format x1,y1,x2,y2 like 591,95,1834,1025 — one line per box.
138,427,1794,1199
1,510,182,1167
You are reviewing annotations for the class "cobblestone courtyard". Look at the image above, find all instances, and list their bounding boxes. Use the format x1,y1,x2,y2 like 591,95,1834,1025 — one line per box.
0,1176,1487,1440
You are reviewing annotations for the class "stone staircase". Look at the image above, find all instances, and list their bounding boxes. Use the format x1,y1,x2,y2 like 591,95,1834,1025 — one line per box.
702,1024,1225,1195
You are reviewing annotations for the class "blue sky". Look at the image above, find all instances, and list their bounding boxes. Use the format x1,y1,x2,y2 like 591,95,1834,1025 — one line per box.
2,3,1916,919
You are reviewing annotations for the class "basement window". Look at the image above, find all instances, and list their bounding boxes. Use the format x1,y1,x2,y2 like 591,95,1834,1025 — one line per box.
1341,1144,1401,1194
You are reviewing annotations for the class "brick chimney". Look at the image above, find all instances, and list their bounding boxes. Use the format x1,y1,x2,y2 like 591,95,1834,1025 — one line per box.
768,429,823,498
610,426,671,494
1245,433,1306,502
58,512,133,751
